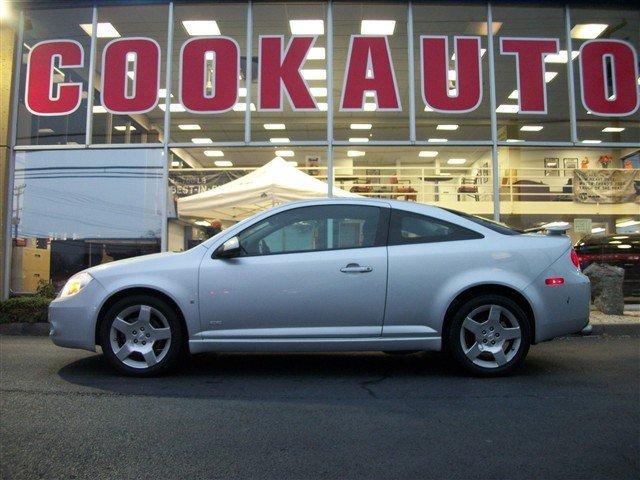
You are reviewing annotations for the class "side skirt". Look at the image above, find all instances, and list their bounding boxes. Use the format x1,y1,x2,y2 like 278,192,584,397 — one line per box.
188,336,442,354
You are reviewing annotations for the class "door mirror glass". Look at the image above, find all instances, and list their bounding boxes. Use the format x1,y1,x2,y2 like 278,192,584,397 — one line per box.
216,236,242,258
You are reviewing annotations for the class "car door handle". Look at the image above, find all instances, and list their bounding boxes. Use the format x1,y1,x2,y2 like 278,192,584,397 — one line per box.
340,263,373,273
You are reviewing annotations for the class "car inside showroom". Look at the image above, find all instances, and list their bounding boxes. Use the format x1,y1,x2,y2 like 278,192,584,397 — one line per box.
1,0,638,299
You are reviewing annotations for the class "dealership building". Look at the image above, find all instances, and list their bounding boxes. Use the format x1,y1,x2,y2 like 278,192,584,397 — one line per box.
0,0,638,298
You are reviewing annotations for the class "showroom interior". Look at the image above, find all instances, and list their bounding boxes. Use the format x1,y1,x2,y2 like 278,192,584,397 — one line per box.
1,0,638,298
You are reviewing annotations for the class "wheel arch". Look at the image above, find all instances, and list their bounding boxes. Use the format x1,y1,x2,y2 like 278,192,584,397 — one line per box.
94,287,189,347
441,284,536,347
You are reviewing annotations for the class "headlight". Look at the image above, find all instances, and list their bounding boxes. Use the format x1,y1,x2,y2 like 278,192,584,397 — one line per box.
59,272,93,298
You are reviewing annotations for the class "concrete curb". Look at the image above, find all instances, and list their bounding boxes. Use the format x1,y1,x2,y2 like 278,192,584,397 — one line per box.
0,322,50,336
1,322,638,338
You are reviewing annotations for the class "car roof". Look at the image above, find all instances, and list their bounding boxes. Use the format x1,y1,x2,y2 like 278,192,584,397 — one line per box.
279,197,445,213
580,233,640,245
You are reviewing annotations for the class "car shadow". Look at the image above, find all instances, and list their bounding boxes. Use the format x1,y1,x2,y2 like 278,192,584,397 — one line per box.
57,350,558,401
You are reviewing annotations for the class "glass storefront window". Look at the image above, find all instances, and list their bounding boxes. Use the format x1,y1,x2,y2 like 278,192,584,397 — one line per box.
168,146,328,250
10,149,164,293
333,2,410,141
570,6,640,144
492,5,571,142
90,4,169,144
16,7,93,146
333,146,494,217
413,2,492,141
250,2,328,142
498,145,639,241
170,2,248,143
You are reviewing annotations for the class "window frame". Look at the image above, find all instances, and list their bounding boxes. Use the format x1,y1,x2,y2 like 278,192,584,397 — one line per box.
233,204,390,258
387,208,484,246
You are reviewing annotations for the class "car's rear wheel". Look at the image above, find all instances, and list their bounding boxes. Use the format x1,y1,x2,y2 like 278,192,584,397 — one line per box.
99,295,184,376
447,295,531,376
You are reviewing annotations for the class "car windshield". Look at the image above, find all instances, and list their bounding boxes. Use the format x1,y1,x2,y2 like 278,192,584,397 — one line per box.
443,209,523,236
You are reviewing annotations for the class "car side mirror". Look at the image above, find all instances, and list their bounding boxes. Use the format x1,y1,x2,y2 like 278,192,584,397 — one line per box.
216,236,242,258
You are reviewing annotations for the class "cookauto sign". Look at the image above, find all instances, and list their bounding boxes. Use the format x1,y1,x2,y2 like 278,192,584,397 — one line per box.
25,35,639,117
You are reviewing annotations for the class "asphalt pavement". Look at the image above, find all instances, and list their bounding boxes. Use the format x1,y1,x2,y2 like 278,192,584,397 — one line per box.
1,333,638,480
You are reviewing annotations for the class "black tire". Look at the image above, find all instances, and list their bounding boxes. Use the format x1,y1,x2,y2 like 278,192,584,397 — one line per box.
99,295,185,377
447,294,531,377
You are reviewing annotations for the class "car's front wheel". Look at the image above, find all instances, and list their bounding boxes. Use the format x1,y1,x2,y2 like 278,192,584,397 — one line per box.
447,295,531,376
99,295,184,376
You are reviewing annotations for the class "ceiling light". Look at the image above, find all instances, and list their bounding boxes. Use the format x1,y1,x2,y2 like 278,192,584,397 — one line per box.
194,220,211,226
301,69,326,80
617,244,632,249
270,137,290,143
419,151,438,158
310,87,327,97
612,235,629,239
204,150,224,157
506,139,524,143
545,50,579,64
428,138,448,143
347,150,366,157
159,103,186,112
360,20,396,36
437,124,459,131
602,127,625,133
191,138,213,144
581,139,602,144
307,47,326,60
496,104,519,113
349,137,369,143
571,24,608,39
178,124,201,131
158,89,173,98
447,158,467,165
616,220,640,228
114,125,136,131
275,150,294,157
545,71,558,83
80,22,120,38
182,20,220,36
92,105,107,113
317,102,328,111
238,87,247,97
508,90,519,100
520,125,543,132
214,160,233,167
263,123,285,130
350,123,372,130
591,227,605,234
171,161,181,168
232,102,256,112
289,20,324,35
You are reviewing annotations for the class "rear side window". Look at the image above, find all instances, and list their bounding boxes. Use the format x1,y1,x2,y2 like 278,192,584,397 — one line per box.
443,209,522,236
388,210,483,246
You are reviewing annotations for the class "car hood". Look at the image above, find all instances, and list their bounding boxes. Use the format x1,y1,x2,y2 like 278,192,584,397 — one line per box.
84,246,207,281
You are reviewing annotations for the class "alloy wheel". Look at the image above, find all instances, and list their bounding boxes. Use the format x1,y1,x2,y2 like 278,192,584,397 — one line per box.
109,304,172,369
459,304,522,369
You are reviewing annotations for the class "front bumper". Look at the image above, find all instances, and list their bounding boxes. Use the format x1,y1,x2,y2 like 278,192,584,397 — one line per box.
49,279,107,352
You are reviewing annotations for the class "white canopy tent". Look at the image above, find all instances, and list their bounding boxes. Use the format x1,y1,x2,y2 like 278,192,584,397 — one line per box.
177,157,361,222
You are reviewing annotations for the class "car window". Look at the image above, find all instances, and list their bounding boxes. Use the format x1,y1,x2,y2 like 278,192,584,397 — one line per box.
389,210,483,245
443,208,522,235
238,205,385,256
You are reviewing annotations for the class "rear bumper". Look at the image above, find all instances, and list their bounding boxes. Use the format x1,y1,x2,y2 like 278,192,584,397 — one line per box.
49,279,107,352
525,274,591,343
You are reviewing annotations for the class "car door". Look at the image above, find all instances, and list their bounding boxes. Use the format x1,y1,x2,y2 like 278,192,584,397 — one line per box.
197,203,389,338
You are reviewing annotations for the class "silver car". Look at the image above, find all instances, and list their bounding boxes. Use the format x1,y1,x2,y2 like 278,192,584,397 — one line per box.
49,199,590,377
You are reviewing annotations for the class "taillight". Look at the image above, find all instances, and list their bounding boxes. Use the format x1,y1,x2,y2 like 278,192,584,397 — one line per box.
570,249,581,270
